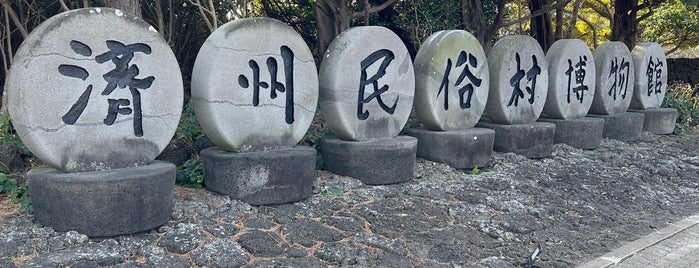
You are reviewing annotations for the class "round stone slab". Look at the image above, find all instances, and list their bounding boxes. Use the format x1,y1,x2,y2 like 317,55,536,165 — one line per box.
486,35,548,124
191,18,318,152
542,39,596,119
630,42,667,110
413,30,489,131
590,41,634,115
319,26,414,141
7,8,183,172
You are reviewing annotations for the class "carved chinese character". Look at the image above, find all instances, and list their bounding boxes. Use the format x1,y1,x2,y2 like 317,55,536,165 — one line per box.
565,56,589,104
357,49,398,120
608,57,631,100
437,51,482,110
508,53,541,107
60,40,154,137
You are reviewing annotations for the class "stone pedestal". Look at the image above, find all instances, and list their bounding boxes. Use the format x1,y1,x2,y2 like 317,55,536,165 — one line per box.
405,128,494,169
476,121,555,159
538,117,605,150
201,146,316,206
320,136,417,185
28,161,175,237
628,108,677,135
587,112,645,141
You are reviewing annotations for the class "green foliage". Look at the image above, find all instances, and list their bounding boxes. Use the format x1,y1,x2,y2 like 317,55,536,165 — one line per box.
0,113,30,156
173,101,204,142
175,157,204,188
471,166,480,175
639,0,699,54
321,187,343,197
0,165,32,214
662,83,699,134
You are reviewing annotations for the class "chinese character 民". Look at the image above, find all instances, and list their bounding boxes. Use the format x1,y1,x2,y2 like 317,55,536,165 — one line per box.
437,51,482,110
646,57,663,96
565,55,589,103
508,53,541,107
357,49,398,120
60,40,154,137
237,45,295,124
608,57,630,100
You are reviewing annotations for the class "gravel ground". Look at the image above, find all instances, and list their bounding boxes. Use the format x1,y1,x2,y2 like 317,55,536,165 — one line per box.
1,131,699,267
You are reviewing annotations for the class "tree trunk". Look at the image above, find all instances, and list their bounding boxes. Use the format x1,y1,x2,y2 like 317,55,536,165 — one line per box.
528,0,554,52
611,0,638,50
316,0,352,58
105,0,141,20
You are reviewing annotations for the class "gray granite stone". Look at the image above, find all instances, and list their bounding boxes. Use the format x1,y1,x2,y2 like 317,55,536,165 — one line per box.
476,121,555,158
191,18,318,152
28,161,174,237
319,26,414,141
201,146,316,205
587,112,645,141
538,117,604,149
630,42,667,110
405,127,494,169
486,35,548,125
413,30,489,130
590,41,634,115
6,8,183,172
629,108,677,135
320,136,417,184
543,39,596,119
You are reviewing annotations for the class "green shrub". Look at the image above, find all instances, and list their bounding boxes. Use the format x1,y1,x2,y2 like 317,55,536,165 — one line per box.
662,82,699,134
175,157,204,188
0,165,32,214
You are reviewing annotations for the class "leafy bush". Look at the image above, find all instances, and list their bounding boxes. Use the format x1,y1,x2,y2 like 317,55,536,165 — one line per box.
173,101,205,142
175,157,204,188
0,165,31,214
662,82,699,134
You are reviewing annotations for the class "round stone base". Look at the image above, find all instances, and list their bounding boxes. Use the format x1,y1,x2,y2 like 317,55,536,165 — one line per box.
320,136,417,185
476,121,556,159
588,112,645,141
28,161,175,237
405,127,494,169
538,117,605,150
628,108,678,135
201,146,316,205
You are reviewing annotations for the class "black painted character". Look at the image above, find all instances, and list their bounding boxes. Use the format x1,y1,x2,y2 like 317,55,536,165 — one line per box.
238,45,295,124
508,53,541,107
608,57,631,100
645,57,664,96
565,55,589,103
437,51,482,110
357,49,398,120
60,40,154,137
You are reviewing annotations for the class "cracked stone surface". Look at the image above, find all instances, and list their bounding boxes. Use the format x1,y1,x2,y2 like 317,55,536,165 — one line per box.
1,132,699,267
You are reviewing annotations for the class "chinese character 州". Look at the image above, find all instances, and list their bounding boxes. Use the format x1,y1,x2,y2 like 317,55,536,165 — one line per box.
508,53,541,107
437,51,482,110
646,57,663,96
238,45,295,124
608,57,630,100
60,40,154,137
357,49,398,120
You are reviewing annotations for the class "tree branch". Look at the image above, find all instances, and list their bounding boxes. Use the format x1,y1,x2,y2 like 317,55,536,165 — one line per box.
351,0,398,19
577,14,598,47
502,0,571,28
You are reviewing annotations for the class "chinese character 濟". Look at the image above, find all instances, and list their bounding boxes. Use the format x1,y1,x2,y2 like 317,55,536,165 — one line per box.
565,55,589,104
237,45,295,124
508,53,541,107
437,51,482,110
60,40,154,137
357,49,398,120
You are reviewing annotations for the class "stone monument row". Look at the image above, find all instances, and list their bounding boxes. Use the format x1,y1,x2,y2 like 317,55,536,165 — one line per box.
5,8,678,237
477,35,556,158
539,39,605,150
6,8,183,236
587,41,646,141
407,30,495,169
628,42,677,135
191,18,318,205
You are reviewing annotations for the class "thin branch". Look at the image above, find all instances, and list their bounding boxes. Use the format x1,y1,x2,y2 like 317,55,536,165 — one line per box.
502,0,572,28
351,0,398,19
577,14,598,48
1,2,28,38
58,0,70,12
189,0,214,32
155,0,165,38
583,0,611,20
